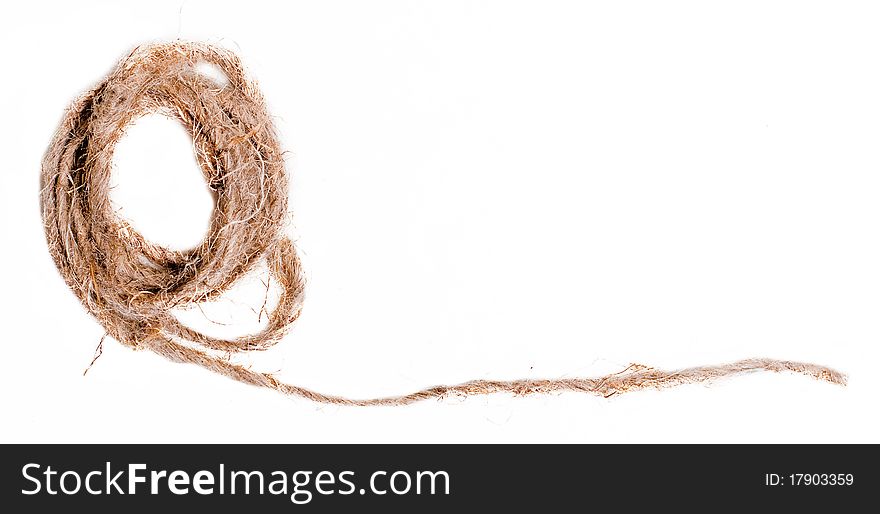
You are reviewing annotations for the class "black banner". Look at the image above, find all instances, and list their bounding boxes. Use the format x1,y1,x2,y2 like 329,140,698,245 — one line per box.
1,444,874,511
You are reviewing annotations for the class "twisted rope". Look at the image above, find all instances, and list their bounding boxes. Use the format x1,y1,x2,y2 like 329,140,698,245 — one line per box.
41,42,845,405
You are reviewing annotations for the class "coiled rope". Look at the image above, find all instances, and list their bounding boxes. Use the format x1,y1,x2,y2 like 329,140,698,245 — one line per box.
40,42,845,405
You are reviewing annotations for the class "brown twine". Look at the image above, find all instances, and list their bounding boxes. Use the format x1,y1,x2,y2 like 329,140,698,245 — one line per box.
40,42,846,406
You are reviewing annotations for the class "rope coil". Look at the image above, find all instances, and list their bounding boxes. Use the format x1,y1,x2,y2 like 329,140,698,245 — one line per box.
41,42,845,405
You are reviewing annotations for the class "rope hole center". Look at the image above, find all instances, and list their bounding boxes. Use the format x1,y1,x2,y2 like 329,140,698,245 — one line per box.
110,113,216,251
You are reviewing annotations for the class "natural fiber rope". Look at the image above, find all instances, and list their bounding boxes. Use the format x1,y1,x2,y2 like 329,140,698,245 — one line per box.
40,42,846,406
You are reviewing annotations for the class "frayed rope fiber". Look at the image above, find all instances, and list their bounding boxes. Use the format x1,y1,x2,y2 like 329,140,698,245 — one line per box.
40,42,845,406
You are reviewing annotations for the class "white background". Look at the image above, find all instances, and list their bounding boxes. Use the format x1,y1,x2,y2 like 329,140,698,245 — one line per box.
1,0,878,442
